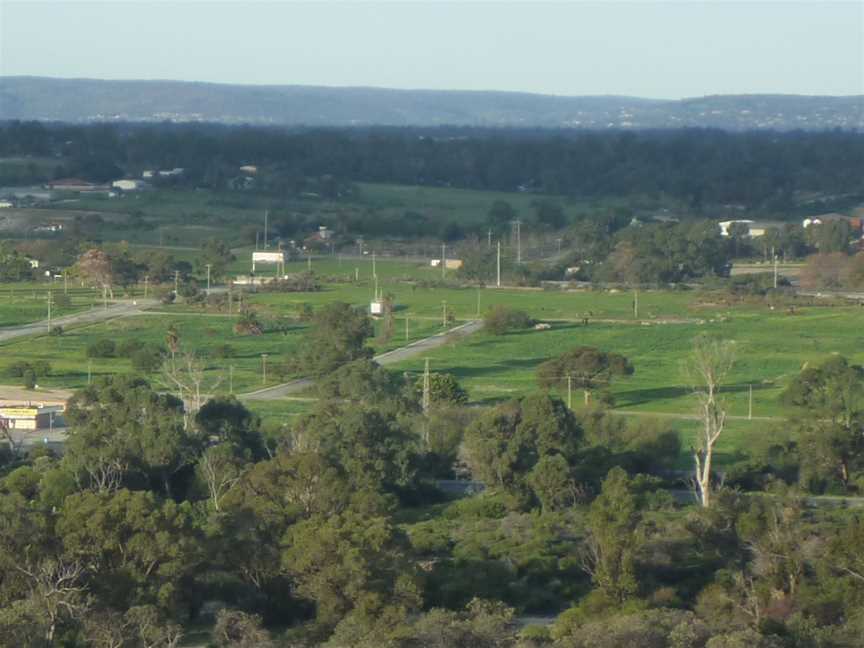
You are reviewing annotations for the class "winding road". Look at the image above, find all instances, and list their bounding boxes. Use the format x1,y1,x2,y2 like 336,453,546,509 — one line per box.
240,319,483,401
0,298,159,343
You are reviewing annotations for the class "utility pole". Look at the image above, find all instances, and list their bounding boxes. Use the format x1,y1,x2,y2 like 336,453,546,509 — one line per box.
261,353,268,385
422,358,431,414
144,275,149,298
567,374,572,409
47,290,52,332
372,251,377,279
748,384,753,420
441,243,446,279
255,231,260,251
174,270,180,296
229,365,234,395
205,264,211,295
63,270,67,294
476,289,481,317
773,253,779,289
633,288,639,319
441,300,447,327
307,254,312,272
496,241,501,288
263,210,269,249
487,229,492,248
512,219,522,264
228,287,233,314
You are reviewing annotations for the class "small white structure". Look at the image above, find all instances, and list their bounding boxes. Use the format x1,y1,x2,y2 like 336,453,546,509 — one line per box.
251,251,286,274
142,170,154,178
159,168,184,177
370,300,384,315
33,223,63,233
239,165,258,175
112,179,147,191
803,217,824,228
430,259,463,269
718,220,767,238
718,220,754,236
0,200,13,208
28,259,39,269
318,226,332,240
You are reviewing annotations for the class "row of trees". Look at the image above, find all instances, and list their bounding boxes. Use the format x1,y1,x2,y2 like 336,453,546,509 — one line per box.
3,121,862,210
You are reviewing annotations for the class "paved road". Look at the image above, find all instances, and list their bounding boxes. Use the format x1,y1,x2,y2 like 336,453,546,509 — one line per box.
0,298,159,343
240,319,483,401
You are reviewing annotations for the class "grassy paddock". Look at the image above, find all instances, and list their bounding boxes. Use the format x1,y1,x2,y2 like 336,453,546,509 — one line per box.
387,302,864,419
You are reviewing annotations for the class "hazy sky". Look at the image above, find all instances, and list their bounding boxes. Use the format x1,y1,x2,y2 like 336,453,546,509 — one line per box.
1,1,862,98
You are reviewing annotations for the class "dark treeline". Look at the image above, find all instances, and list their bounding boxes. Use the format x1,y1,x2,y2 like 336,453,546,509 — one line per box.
2,121,864,213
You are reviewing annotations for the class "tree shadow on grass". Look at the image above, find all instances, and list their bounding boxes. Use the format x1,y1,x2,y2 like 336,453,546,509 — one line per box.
614,381,776,408
449,357,542,380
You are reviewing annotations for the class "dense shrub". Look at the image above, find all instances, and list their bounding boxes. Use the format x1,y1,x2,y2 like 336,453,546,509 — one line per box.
483,305,533,335
117,339,145,357
7,360,51,378
131,347,163,373
259,272,322,293
86,339,116,358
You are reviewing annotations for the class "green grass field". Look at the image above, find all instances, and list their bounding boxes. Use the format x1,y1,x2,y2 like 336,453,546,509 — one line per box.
387,304,864,417
0,284,104,327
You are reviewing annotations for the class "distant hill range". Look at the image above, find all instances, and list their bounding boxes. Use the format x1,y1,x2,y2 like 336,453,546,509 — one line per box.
1,76,862,131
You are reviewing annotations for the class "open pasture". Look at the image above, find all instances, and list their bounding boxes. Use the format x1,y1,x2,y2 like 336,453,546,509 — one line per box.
387,301,864,419
0,283,102,327
0,305,446,394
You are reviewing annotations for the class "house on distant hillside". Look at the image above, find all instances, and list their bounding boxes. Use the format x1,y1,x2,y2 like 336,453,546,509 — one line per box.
112,179,149,191
45,178,103,192
718,220,769,237
239,165,258,175
430,259,464,269
32,223,64,233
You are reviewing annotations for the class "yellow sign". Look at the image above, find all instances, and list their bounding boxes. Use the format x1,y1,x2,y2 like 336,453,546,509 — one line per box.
0,408,38,418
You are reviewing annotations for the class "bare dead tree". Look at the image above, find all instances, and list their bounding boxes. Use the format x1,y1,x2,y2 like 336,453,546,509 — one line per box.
86,456,128,493
577,533,602,582
160,352,222,429
683,336,736,508
82,608,128,648
198,445,242,512
0,417,24,459
125,605,184,648
17,560,89,644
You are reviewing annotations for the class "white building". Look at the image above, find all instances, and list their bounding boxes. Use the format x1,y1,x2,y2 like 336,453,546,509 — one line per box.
718,220,766,238
112,179,148,191
251,251,286,274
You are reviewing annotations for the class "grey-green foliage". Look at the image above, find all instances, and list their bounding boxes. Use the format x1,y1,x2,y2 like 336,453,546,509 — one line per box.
584,467,641,602
462,393,581,505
